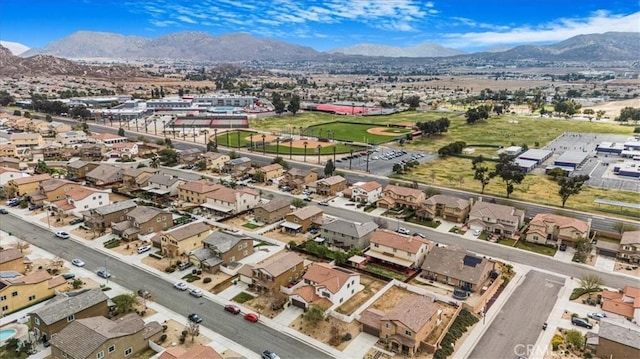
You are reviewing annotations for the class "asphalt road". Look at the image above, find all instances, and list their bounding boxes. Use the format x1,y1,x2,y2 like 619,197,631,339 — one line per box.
0,214,333,359
469,270,564,359
61,117,637,234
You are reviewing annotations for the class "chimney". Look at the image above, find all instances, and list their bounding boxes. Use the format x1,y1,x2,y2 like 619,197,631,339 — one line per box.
458,259,464,271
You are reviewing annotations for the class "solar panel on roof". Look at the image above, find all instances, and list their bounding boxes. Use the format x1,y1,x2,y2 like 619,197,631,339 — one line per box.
462,255,482,267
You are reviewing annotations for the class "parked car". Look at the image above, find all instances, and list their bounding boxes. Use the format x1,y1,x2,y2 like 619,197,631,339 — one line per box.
571,317,593,329
28,203,43,211
137,289,151,298
6,198,20,207
413,232,426,238
224,304,241,314
137,245,152,254
262,350,281,359
178,261,193,271
318,201,329,206
587,312,606,320
244,312,259,322
71,259,85,267
472,229,482,236
62,273,76,280
96,269,111,278
189,288,204,298
397,227,410,235
559,243,568,251
188,313,203,323
303,197,312,202
69,218,83,225
0,209,8,214
174,282,188,291
55,231,70,239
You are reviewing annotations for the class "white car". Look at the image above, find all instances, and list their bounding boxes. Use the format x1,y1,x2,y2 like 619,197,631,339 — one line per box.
137,245,151,254
174,282,188,291
472,229,482,236
189,288,204,298
397,227,410,235
55,231,70,239
587,312,606,320
71,259,85,267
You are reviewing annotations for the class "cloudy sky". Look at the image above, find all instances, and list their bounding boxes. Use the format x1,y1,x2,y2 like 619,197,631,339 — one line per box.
1,0,638,52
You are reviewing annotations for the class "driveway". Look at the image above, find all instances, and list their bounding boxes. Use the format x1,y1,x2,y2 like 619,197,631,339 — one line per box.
554,247,575,263
594,256,616,272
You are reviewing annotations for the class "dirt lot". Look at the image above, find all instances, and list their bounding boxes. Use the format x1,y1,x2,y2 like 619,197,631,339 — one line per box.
156,319,211,349
262,228,309,245
219,213,263,231
614,262,640,277
335,276,387,315
111,240,150,256
140,255,232,291
70,225,109,240
289,315,361,351
368,286,418,312
242,292,289,319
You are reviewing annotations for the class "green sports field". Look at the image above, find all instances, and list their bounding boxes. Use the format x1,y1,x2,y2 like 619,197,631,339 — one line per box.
302,121,411,145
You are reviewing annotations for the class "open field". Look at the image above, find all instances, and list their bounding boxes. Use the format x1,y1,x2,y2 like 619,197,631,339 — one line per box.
303,121,412,144
215,129,364,154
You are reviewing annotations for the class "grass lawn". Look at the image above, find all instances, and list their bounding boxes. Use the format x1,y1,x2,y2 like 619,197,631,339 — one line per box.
261,142,363,155
365,263,408,280
497,238,556,256
406,217,441,228
242,222,260,229
303,122,410,144
214,130,256,147
232,292,254,304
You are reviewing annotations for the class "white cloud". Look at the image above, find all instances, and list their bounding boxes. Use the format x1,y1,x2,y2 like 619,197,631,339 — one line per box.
176,16,197,24
149,20,177,27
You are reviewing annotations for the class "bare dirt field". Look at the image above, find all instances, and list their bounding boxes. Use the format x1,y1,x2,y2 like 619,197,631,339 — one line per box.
219,213,262,231
585,98,640,118
262,228,308,245
335,276,387,315
156,319,211,349
110,240,149,256
366,127,409,136
140,256,232,291
289,315,360,351
109,192,133,203
70,226,108,240
614,262,640,277
242,292,289,319
369,286,417,311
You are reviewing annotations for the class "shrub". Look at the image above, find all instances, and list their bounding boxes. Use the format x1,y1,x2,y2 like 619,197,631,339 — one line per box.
159,334,167,342
551,334,564,351
162,324,168,332
165,266,176,273
203,277,212,284
342,333,352,341
181,330,188,337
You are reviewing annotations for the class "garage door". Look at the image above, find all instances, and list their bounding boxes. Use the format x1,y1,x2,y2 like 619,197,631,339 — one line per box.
362,324,380,337
598,249,618,258
291,298,307,309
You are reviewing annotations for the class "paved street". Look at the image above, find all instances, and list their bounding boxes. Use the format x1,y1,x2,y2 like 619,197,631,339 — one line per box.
0,214,334,359
469,271,564,359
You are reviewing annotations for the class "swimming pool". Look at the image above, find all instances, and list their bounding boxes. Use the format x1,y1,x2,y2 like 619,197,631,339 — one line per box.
0,328,17,341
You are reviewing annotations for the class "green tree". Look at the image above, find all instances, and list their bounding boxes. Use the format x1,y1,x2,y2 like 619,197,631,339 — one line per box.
547,167,566,181
194,159,207,171
578,274,603,291
392,163,404,174
565,329,585,350
287,94,301,115
112,293,137,314
465,107,489,124
472,156,494,194
291,198,307,208
272,92,286,115
324,159,335,177
271,156,290,169
617,106,640,123
118,127,125,136
492,153,525,198
158,148,178,166
164,138,173,148
13,110,21,116
404,95,420,109
557,175,590,208
253,170,266,183
0,90,14,106
206,140,217,152
304,305,325,325
228,150,238,159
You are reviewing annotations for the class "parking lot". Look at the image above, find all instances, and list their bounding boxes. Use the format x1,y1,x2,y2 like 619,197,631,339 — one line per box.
333,147,437,175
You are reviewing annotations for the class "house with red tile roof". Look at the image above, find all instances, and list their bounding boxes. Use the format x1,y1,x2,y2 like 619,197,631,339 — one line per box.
50,187,110,217
365,230,431,270
345,181,382,203
376,184,425,210
202,187,260,215
525,213,591,246
178,179,224,204
467,200,525,239
601,286,640,323
289,262,360,310
159,345,222,359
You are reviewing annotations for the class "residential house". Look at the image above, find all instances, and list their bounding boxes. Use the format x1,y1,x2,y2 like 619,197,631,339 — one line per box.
158,345,223,359
29,288,109,343
90,133,128,145
290,262,360,309
200,152,230,171
0,156,20,170
160,221,212,258
50,187,110,217
121,167,159,189
27,178,81,204
344,181,382,203
0,144,17,157
467,200,525,239
111,206,172,241
600,286,640,322
359,294,440,357
75,143,106,159
10,133,44,148
0,271,66,314
525,213,591,246
222,157,252,176
202,187,260,215
5,173,51,197
107,142,139,158
283,168,318,191
86,164,124,187
281,206,324,233
365,230,431,270
83,200,137,232
256,163,284,182
26,119,49,133
619,230,640,263
421,246,496,292
0,167,29,186
33,143,69,160
50,313,162,359
594,318,640,359
253,198,290,224
66,160,99,181
141,173,185,197
190,231,254,273
321,219,378,250
316,175,347,196
47,121,72,135
178,180,224,204
240,251,304,293
376,184,426,210
177,148,202,165
418,195,471,223
55,131,88,146
0,248,26,274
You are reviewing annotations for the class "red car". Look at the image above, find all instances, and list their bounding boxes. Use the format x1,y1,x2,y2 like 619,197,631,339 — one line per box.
244,312,259,322
224,304,241,315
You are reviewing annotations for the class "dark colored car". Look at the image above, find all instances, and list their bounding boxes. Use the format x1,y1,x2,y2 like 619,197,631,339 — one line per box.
188,313,203,323
559,243,568,251
262,350,281,359
571,317,593,329
28,203,43,211
0,209,8,214
62,273,76,280
69,218,83,225
224,304,241,314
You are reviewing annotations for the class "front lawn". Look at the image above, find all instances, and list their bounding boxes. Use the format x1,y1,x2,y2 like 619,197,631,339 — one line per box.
497,238,556,256
232,292,254,304
242,222,260,229
364,263,408,280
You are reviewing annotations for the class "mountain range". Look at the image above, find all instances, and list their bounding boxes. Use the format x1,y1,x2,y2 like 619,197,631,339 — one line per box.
7,31,640,63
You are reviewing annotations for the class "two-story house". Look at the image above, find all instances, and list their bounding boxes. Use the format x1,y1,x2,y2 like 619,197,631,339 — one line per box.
345,181,383,203
253,198,291,224
90,133,128,145
365,230,431,270
376,184,426,210
75,143,106,159
467,200,525,239
5,173,51,197
111,206,172,241
30,288,109,343
83,200,138,232
0,248,26,274
619,230,640,263
253,163,284,182
202,187,260,215
0,144,17,157
222,157,252,176
50,313,162,359
0,156,20,170
525,213,591,246
86,164,124,187
359,294,440,357
600,286,640,322
316,175,347,196
190,231,255,273
320,219,378,250
55,131,88,146
159,221,212,258
418,195,471,223
50,187,109,217
27,178,81,204
10,133,44,149
240,251,304,293
281,206,324,233
290,262,360,310
0,167,29,186
421,246,496,292
595,318,640,359
47,122,72,136
283,168,318,191
178,180,224,204
107,142,139,158
66,160,99,181
121,167,159,189
0,271,66,314
200,152,230,171
141,173,185,197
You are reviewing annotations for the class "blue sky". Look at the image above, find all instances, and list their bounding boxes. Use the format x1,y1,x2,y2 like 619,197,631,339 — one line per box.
1,0,638,52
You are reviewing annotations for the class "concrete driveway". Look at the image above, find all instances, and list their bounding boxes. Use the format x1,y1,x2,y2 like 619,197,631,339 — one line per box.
554,247,575,262
594,256,616,272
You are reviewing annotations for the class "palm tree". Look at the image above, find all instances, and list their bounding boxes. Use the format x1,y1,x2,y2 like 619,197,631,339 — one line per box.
317,144,322,164
250,133,254,151
289,140,293,159
276,137,280,157
202,130,209,144
261,134,266,155
303,141,308,162
150,157,160,168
